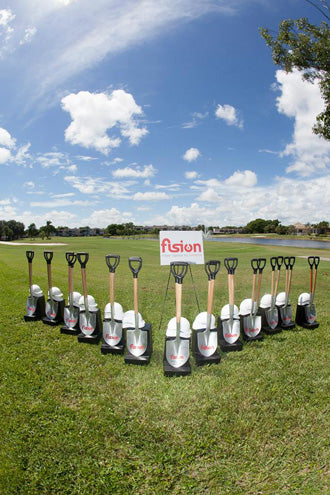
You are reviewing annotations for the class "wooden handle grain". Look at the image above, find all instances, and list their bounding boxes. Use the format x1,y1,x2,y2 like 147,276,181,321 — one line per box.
133,277,138,314
28,263,33,290
251,273,256,303
207,279,215,315
68,266,73,294
228,274,234,306
47,263,52,289
109,272,115,304
81,268,88,299
176,282,182,323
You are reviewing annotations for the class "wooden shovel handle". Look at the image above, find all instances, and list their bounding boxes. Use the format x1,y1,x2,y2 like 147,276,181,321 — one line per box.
251,273,257,303
47,263,52,289
207,279,215,315
28,263,33,290
81,267,88,299
176,282,182,323
68,265,73,294
228,274,234,306
133,277,138,314
109,272,115,305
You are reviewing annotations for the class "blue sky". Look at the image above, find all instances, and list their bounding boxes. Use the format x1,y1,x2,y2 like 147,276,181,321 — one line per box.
0,0,329,228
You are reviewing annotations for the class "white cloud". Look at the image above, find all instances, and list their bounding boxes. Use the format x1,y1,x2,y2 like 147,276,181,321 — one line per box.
24,181,35,189
198,188,221,202
81,207,132,227
224,170,257,187
185,171,198,179
275,69,330,176
0,9,15,47
112,164,156,179
133,191,170,201
64,175,130,198
0,127,16,148
215,103,243,128
30,198,93,208
20,26,37,45
0,148,12,164
183,147,201,162
61,89,148,154
182,111,208,129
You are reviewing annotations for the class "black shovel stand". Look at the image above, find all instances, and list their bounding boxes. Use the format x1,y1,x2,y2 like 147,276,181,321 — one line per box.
42,251,65,326
260,256,282,335
295,256,320,329
124,257,152,365
76,253,101,344
61,252,80,335
163,262,191,376
241,258,266,342
24,251,46,322
277,256,295,330
101,254,125,354
218,258,243,352
193,260,221,366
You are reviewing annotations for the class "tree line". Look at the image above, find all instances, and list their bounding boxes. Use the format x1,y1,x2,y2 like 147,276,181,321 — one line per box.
0,218,329,241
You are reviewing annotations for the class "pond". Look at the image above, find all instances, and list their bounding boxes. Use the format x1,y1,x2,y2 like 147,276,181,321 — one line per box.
207,236,330,250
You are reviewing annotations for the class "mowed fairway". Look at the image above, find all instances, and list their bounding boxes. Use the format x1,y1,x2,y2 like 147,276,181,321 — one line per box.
0,238,329,494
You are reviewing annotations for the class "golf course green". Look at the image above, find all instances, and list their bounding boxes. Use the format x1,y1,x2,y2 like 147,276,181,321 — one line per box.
0,237,329,494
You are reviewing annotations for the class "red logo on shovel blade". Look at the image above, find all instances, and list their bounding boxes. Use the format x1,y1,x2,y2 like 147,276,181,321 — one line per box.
201,345,214,350
106,334,119,340
130,344,145,350
225,333,238,338
244,327,258,334
170,354,184,360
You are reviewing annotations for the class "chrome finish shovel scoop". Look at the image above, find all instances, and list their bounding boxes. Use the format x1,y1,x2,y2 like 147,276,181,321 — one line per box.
125,257,147,357
243,258,266,338
77,252,97,335
63,252,79,328
44,251,58,320
103,254,123,345
221,258,240,343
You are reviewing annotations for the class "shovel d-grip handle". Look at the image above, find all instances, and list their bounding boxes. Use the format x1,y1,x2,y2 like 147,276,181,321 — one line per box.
276,256,284,269
270,256,277,271
308,256,320,269
284,256,295,270
251,258,259,274
128,257,142,278
44,251,53,264
205,260,220,280
257,258,266,273
106,254,120,273
26,250,34,263
224,257,238,275
77,252,89,268
66,251,76,267
170,261,188,284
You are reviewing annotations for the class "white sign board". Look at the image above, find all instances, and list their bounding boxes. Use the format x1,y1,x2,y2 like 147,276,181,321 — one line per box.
159,231,204,265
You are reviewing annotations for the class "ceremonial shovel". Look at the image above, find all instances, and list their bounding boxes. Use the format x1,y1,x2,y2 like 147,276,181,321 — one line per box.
42,251,64,326
277,256,295,330
240,258,266,341
61,252,81,335
295,256,320,329
77,252,101,343
218,257,242,352
123,257,152,364
192,260,221,365
260,256,282,334
163,262,191,376
101,254,125,354
24,250,45,321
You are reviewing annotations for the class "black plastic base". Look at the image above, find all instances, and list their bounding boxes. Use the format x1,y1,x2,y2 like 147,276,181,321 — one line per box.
101,342,125,355
240,316,264,342
77,309,102,344
192,329,220,366
124,323,152,365
24,295,46,322
295,305,319,329
42,317,62,326
277,305,295,330
60,326,80,335
163,358,191,376
217,317,243,352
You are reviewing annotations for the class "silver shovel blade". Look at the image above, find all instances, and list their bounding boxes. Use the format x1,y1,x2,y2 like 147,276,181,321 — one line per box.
166,338,190,368
26,295,36,316
265,307,279,329
222,318,240,344
79,311,97,335
280,305,292,325
103,319,123,345
64,305,79,329
45,299,58,320
197,330,218,357
243,314,262,338
304,304,316,324
126,328,148,357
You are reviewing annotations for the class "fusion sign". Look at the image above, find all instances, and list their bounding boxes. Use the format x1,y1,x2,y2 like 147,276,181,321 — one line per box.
159,231,204,265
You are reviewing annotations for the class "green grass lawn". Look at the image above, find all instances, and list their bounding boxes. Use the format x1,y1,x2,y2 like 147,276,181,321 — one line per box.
0,238,329,494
